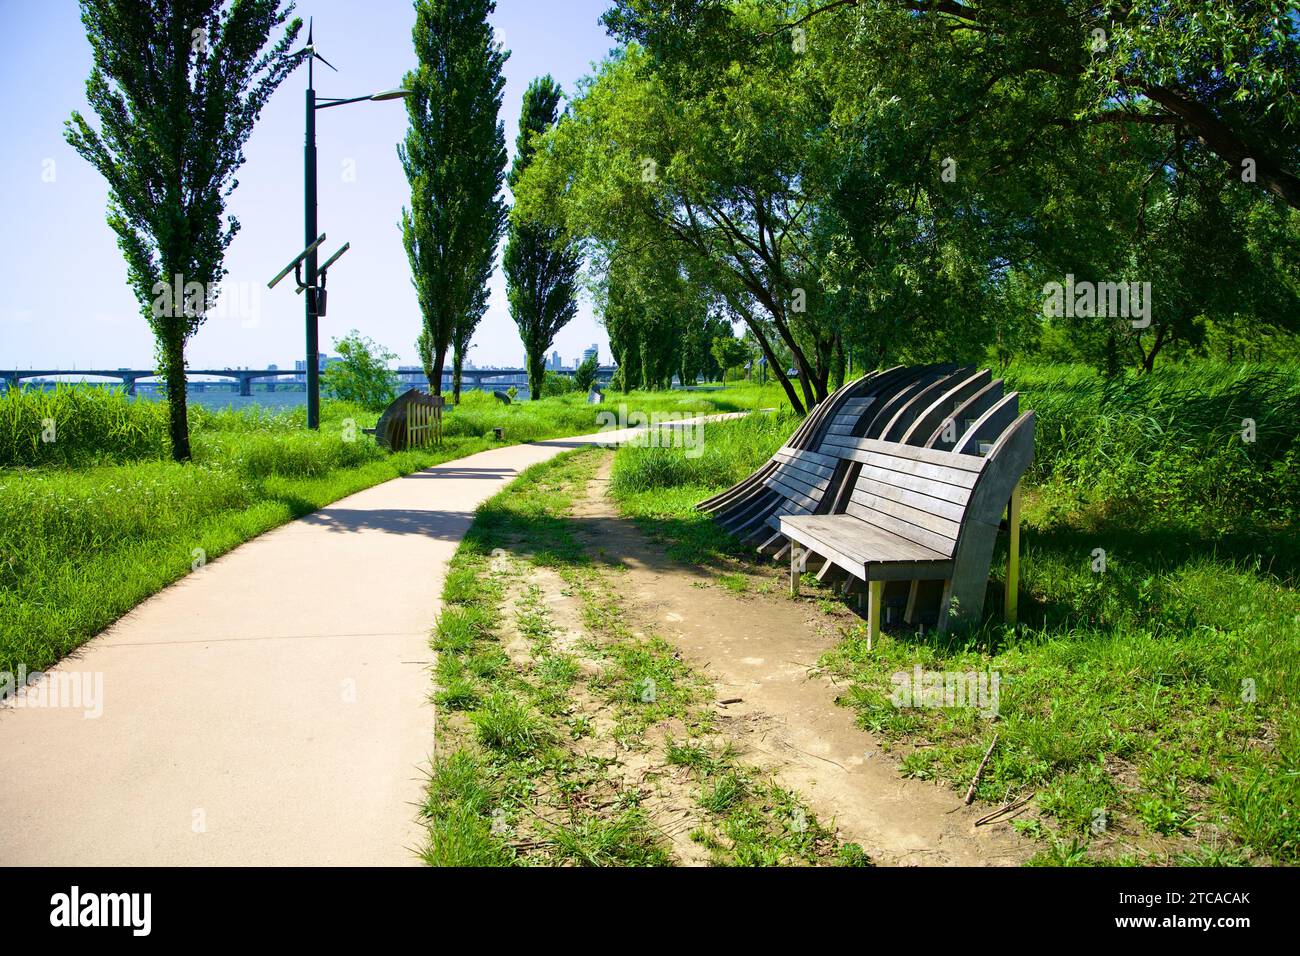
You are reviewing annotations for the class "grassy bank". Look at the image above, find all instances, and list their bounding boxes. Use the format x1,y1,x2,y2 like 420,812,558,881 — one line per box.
0,382,787,675
608,363,1300,865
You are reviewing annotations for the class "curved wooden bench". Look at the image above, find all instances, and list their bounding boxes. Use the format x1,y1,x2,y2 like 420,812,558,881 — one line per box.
703,365,957,544
369,388,445,451
783,411,1035,644
695,365,1034,637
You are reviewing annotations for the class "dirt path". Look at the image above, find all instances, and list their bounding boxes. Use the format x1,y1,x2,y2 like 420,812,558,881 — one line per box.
570,455,1032,866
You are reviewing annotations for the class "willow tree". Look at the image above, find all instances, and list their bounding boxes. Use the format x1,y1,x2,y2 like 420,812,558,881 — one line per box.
65,0,301,461
399,0,507,400
504,76,581,400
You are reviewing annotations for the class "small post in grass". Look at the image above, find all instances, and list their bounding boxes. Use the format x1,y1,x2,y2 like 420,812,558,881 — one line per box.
789,545,803,597
1004,481,1021,626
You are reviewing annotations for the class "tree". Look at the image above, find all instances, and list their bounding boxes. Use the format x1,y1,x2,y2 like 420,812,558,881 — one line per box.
322,331,398,412
504,76,583,400
605,0,1300,210
399,0,508,400
711,334,749,380
574,353,599,392
65,0,302,461
514,46,828,413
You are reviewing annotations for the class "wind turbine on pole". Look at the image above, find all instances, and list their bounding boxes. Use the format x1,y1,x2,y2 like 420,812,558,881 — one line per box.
275,21,408,429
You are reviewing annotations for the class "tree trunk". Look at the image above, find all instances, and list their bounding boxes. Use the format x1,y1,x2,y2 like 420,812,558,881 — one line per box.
160,331,191,462
1141,325,1168,374
452,347,464,404
830,330,845,391
1104,328,1120,381
725,295,806,416
749,323,805,416
418,325,446,397
430,350,447,398
618,346,635,393
527,350,545,400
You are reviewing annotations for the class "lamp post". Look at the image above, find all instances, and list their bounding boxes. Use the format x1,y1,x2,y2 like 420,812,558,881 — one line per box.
296,22,410,429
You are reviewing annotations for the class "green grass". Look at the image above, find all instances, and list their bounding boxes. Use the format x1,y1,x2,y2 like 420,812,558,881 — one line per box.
612,407,799,565
0,381,788,675
422,448,856,866
608,362,1300,865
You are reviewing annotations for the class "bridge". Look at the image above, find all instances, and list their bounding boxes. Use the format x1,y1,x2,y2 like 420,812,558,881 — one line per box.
3,366,617,396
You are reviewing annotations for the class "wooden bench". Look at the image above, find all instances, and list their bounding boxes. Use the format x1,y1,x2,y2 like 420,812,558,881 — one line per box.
368,388,445,451
701,365,954,548
782,411,1034,645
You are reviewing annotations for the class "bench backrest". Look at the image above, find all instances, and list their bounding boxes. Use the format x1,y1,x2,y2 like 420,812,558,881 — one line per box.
824,436,985,556
821,409,1035,556
759,446,839,523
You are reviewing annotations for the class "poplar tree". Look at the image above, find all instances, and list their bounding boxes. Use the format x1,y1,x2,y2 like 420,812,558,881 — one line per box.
65,0,302,460
399,0,508,400
504,76,582,400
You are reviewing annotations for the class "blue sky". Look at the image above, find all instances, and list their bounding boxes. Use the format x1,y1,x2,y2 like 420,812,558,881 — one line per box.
0,0,616,371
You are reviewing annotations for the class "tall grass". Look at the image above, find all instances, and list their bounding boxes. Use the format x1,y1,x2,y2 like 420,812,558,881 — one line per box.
0,385,171,466
1005,363,1300,531
0,381,790,674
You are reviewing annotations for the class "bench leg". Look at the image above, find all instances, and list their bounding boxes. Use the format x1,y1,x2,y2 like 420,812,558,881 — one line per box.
789,546,803,597
867,579,883,651
1004,481,1021,626
904,581,920,624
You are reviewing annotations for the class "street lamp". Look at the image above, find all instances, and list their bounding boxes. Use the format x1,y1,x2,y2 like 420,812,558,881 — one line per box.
292,20,411,429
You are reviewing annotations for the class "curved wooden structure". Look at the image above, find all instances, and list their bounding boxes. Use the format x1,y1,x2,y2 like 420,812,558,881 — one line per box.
370,388,444,451
698,365,1034,637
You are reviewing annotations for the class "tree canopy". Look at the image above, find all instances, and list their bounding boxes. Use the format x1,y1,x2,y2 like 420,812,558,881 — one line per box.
510,0,1299,392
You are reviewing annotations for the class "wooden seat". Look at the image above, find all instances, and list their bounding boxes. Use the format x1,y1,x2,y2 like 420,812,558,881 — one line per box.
782,414,1035,646
779,514,954,577
695,366,1034,644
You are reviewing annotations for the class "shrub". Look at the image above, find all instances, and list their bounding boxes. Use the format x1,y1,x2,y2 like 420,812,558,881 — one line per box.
542,371,577,397
321,330,398,412
574,354,599,392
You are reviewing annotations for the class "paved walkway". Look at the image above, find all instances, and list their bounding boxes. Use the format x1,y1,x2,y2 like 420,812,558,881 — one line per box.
0,419,730,866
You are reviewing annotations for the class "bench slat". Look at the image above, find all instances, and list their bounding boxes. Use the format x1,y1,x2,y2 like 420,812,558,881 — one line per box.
855,462,973,504
779,446,839,470
781,514,952,565
849,489,962,539
851,477,968,523
859,451,980,489
824,435,985,473
843,502,960,556
768,465,825,498
773,452,836,481
764,476,821,511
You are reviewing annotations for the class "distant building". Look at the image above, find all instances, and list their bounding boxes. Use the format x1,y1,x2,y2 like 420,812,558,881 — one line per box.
582,343,599,365
293,353,335,382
